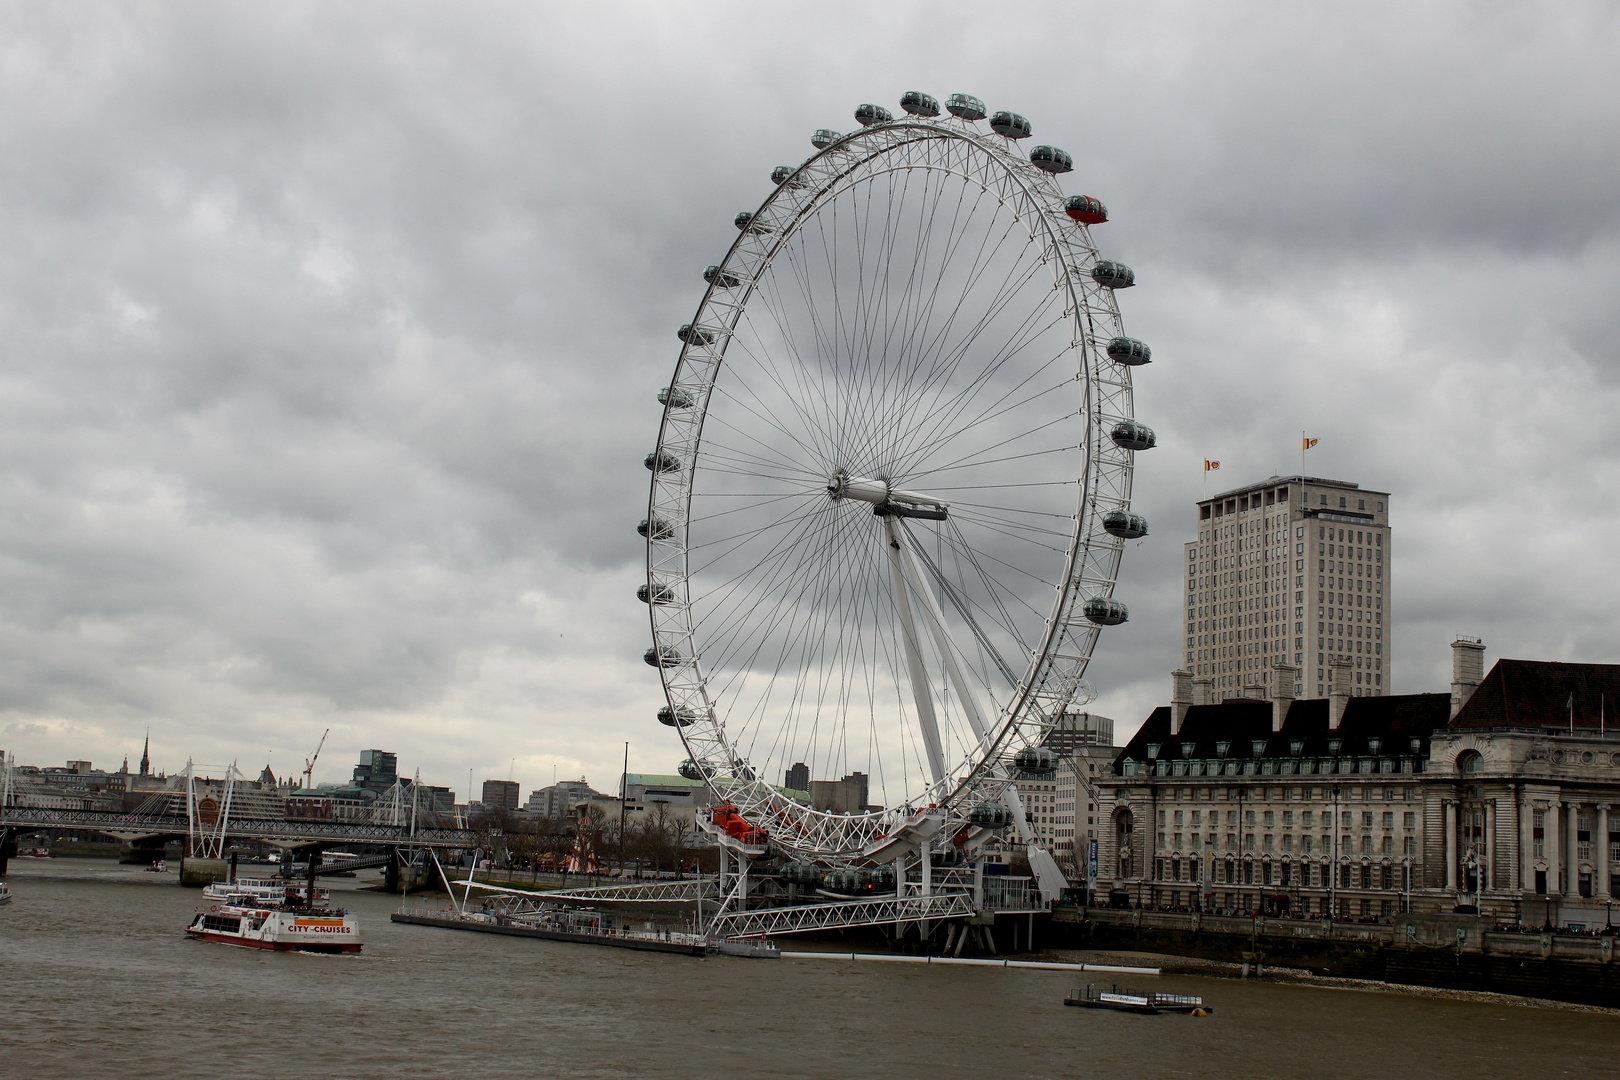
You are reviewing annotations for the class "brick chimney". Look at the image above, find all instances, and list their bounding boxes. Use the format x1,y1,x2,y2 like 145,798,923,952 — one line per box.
1192,677,1214,707
1170,668,1192,734
1270,662,1298,733
1328,657,1352,730
1450,637,1485,719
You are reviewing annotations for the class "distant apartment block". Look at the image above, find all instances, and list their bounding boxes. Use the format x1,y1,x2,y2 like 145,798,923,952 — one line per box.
1184,475,1390,701
481,779,520,811
525,779,600,818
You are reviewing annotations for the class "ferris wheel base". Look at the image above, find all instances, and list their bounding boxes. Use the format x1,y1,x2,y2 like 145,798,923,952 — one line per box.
1025,845,1069,901
861,809,946,863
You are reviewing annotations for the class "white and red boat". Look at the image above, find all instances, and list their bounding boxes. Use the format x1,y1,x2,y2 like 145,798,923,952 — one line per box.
186,901,362,954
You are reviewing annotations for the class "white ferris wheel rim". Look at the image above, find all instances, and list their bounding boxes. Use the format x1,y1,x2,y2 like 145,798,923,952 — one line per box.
645,107,1139,864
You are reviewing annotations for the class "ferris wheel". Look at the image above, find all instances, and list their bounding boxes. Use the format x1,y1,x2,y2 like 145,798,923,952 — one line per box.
642,92,1154,889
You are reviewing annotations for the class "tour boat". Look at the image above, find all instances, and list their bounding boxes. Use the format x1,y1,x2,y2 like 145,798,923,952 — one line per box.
144,860,168,873
0,882,11,906
186,901,361,954
201,877,329,904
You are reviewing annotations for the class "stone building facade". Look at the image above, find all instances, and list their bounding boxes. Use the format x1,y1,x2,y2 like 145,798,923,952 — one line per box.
1094,641,1620,927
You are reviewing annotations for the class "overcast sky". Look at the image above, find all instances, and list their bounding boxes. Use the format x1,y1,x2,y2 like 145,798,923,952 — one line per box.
1,2,1617,796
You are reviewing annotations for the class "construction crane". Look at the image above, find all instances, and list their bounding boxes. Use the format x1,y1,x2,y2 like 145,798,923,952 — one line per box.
302,728,330,791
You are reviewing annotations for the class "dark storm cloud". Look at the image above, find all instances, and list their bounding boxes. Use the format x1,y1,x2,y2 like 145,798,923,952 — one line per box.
0,1,1615,789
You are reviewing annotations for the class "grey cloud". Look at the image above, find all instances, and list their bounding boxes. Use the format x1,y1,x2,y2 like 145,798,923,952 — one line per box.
0,1,1615,791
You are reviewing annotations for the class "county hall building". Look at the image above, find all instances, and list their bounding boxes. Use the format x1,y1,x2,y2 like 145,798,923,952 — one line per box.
1097,473,1619,926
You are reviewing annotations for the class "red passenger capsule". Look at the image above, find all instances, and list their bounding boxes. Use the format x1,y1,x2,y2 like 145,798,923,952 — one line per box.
1065,195,1108,225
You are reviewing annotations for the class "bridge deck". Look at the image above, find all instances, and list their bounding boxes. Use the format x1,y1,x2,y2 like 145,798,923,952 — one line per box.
1,807,475,848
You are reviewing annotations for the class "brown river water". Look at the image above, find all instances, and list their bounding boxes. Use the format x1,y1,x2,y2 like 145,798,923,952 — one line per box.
1,858,1615,1079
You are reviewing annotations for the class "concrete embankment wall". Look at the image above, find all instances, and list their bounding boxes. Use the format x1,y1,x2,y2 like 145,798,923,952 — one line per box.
1049,909,1620,1008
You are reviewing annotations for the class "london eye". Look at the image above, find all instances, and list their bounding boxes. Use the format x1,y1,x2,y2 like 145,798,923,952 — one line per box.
642,92,1154,891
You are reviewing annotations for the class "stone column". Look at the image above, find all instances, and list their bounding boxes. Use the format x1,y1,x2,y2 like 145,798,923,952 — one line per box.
1444,801,1458,891
1518,788,1533,892
1598,805,1611,900
1485,799,1496,892
1546,799,1561,896
1567,801,1581,898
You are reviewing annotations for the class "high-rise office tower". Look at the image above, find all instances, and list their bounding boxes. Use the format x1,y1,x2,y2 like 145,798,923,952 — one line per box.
1183,475,1391,700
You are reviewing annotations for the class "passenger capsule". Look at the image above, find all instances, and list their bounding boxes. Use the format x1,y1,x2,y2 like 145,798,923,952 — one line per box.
1105,337,1152,366
1064,195,1108,225
644,646,683,668
781,861,820,885
1090,260,1135,289
657,705,701,727
1109,419,1157,451
638,583,675,604
899,91,940,117
1083,597,1130,626
1028,145,1073,174
945,93,987,121
868,863,897,888
1014,746,1056,773
824,869,868,893
968,802,1013,829
770,165,808,189
638,516,673,540
854,103,893,126
989,111,1032,139
811,129,841,149
703,265,741,288
678,759,707,781
734,211,772,235
658,385,694,408
645,450,681,474
1102,510,1149,540
677,323,715,346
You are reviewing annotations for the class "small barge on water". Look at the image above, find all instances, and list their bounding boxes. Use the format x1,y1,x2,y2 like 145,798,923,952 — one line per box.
1064,985,1211,1015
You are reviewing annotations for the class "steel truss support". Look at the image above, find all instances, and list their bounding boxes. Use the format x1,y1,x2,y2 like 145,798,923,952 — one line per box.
889,517,1069,902
709,891,976,940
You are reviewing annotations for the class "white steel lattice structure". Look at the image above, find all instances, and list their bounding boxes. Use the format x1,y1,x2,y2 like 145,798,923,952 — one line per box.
709,892,976,940
644,93,1153,882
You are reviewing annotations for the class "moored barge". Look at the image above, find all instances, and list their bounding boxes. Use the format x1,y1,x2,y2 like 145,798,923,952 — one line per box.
391,908,707,956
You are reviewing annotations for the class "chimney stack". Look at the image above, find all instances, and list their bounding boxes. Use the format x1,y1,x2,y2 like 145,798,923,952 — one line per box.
1192,677,1214,707
1170,669,1192,734
1328,657,1352,729
1242,682,1267,701
1270,662,1298,733
1450,637,1485,719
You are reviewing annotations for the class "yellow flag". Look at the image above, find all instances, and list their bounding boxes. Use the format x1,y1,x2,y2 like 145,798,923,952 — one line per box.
1303,437,1319,450
1204,459,1220,471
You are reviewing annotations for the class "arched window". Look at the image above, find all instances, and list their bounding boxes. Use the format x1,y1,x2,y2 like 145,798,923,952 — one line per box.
1456,749,1483,774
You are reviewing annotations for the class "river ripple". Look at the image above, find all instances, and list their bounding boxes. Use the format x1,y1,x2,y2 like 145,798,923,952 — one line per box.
1,859,1615,1079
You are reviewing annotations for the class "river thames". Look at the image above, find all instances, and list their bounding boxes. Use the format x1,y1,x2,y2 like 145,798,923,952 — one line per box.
2,859,1615,1079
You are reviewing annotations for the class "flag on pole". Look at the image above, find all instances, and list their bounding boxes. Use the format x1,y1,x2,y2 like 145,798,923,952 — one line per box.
1204,459,1220,472
1303,437,1319,450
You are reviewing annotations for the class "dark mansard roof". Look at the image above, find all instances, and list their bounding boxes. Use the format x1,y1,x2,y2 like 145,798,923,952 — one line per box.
1449,659,1620,732
1114,694,1451,772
